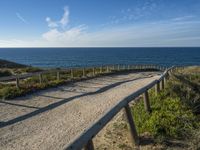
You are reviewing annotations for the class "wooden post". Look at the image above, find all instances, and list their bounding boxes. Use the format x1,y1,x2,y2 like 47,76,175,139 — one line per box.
161,79,164,90
71,69,74,78
82,68,85,77
128,65,130,70
84,139,94,150
118,65,120,71
164,76,167,85
16,76,20,88
155,81,160,95
57,71,60,81
93,67,95,76
106,66,109,73
39,74,42,84
100,66,103,73
124,104,139,145
143,91,151,113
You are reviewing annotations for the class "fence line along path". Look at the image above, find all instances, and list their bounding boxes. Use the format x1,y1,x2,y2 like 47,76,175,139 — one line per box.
0,64,166,88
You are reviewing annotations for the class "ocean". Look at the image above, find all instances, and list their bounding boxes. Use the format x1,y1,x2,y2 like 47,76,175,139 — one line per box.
0,47,199,68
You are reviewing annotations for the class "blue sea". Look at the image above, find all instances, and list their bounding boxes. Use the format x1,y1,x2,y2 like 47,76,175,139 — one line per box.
0,47,199,68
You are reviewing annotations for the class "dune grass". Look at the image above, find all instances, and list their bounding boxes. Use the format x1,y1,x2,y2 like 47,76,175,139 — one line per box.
132,67,200,148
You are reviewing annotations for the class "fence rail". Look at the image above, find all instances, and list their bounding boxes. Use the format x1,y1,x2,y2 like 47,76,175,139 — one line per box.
65,66,174,150
0,64,167,87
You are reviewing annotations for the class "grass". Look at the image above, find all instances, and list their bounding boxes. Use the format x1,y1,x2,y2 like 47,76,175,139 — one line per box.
131,67,200,148
0,66,160,100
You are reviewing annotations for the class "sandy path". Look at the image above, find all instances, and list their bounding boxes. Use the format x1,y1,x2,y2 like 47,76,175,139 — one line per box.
0,72,161,150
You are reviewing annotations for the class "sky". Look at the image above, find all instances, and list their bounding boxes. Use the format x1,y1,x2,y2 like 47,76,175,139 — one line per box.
0,0,200,47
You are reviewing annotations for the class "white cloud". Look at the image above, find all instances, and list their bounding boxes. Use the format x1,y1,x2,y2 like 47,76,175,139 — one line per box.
42,25,86,42
1,19,200,47
60,6,69,27
40,20,200,47
42,6,87,46
46,17,58,28
108,0,157,25
172,15,195,22
16,13,28,24
46,6,69,29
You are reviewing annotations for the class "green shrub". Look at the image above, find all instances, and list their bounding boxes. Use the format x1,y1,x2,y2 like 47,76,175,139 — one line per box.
132,90,198,141
145,97,196,138
0,86,23,99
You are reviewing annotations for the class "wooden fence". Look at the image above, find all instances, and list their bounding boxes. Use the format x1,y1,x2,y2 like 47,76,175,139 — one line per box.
64,66,175,150
0,64,167,88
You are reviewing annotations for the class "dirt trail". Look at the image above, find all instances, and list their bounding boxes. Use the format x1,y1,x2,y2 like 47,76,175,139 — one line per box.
0,72,161,150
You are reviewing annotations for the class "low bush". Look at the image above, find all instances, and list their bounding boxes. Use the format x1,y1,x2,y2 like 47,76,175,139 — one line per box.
0,86,23,99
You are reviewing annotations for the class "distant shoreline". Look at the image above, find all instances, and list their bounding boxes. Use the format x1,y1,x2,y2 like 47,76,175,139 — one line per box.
0,59,27,68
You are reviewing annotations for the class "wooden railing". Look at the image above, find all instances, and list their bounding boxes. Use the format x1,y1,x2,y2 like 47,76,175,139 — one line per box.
0,64,167,89
64,66,175,150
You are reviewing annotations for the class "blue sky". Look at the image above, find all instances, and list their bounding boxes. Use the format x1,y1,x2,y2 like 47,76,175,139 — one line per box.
0,0,200,47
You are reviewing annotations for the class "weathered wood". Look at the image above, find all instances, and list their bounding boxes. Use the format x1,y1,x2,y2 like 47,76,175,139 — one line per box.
100,66,103,73
155,81,160,95
113,65,115,71
143,91,151,113
161,79,165,90
82,68,85,77
84,139,94,150
164,76,167,85
39,74,42,84
106,66,109,73
71,69,74,78
16,77,20,88
57,71,60,81
124,104,139,145
93,67,95,76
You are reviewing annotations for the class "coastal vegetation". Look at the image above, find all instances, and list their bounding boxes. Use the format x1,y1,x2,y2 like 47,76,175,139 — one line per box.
131,66,200,149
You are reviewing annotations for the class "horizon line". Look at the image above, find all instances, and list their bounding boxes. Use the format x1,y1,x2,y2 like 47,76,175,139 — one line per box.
0,46,200,49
